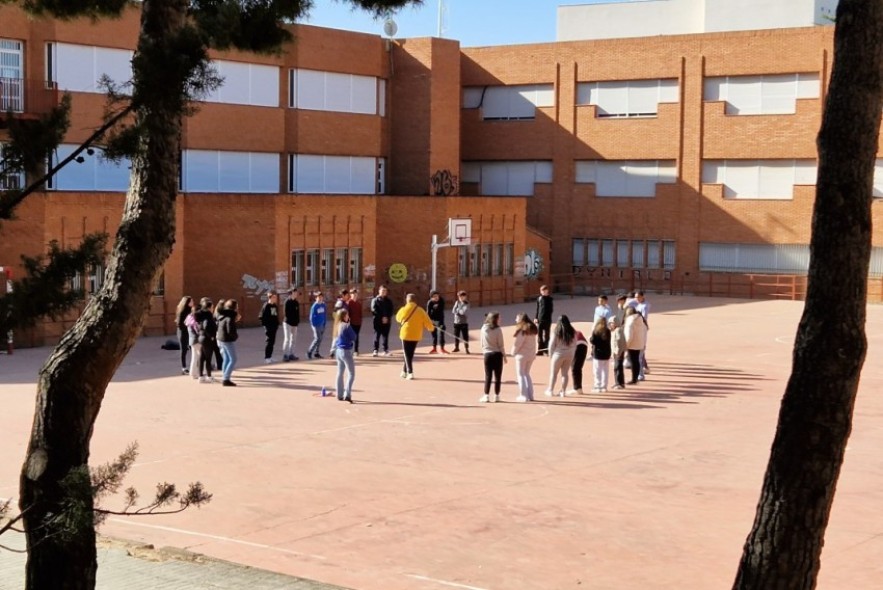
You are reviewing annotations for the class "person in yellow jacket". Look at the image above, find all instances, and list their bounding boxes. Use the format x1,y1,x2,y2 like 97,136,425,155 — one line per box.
396,292,436,380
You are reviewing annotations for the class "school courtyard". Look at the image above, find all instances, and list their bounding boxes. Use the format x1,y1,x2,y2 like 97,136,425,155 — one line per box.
1,295,881,590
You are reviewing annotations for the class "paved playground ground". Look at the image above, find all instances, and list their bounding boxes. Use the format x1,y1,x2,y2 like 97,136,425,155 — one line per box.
1,295,881,590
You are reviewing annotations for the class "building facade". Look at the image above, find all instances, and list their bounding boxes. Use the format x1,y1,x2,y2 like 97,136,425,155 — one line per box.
2,4,882,345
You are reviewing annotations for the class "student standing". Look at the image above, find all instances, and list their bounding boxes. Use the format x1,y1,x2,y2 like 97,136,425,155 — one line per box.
635,290,651,377
332,308,357,403
307,291,327,359
570,329,589,395
479,312,506,403
511,313,538,402
534,285,554,355
589,318,612,392
610,317,627,390
451,290,470,353
175,296,193,375
259,291,281,363
623,307,647,385
546,315,576,397
371,285,394,356
346,289,363,355
195,298,218,383
395,293,435,380
426,290,448,353
593,295,613,323
282,288,300,362
217,299,240,387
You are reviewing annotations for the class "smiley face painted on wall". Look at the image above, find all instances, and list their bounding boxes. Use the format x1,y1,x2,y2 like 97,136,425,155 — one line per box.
388,263,408,283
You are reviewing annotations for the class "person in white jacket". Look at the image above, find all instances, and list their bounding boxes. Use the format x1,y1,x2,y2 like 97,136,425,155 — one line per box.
545,315,577,397
623,307,647,385
510,313,538,402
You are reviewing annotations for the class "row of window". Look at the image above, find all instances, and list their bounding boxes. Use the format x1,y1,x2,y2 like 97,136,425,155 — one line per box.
37,146,883,199
44,146,388,194
290,248,363,288
457,244,516,278
701,243,883,277
69,265,165,295
572,239,676,270
463,73,821,120
41,42,386,115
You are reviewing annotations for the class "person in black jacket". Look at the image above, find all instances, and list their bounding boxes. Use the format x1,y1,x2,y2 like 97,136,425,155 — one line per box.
371,285,394,356
282,288,300,362
534,285,554,355
217,299,240,387
426,290,448,353
259,291,281,363
194,297,218,383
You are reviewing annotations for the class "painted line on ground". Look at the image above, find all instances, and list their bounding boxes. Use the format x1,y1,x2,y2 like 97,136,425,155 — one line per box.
107,518,328,560
406,574,492,590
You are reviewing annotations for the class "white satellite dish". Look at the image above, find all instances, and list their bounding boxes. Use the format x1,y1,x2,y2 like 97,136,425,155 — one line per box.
383,18,398,38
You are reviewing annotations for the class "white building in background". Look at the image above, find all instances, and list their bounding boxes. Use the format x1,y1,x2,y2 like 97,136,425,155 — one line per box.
557,0,838,41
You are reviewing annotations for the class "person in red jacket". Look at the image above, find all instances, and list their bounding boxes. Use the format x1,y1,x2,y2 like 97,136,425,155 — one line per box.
346,289,364,356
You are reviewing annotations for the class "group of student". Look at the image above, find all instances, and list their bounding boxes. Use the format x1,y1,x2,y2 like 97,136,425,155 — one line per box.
174,296,241,387
476,287,650,403
174,285,651,403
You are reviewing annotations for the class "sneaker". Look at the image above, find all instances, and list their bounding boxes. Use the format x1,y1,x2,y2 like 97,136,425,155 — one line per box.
199,376,209,383
544,389,553,397
222,380,237,387
612,384,624,390
515,395,528,403
429,347,438,354
602,387,608,392
400,371,408,379
478,394,489,403
383,351,392,357
314,353,324,359
637,375,645,381
307,352,313,360
559,390,566,398
181,368,189,375
406,373,414,380
441,348,450,354
372,350,379,357
291,355,299,361
494,394,500,403
264,358,273,364
567,389,579,395
282,355,290,362
452,348,460,353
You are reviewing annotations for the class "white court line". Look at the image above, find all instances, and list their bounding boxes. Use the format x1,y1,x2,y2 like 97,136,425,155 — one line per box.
406,574,492,590
107,518,327,560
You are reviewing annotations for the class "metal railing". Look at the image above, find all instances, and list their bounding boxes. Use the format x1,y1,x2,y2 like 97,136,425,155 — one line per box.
0,77,58,116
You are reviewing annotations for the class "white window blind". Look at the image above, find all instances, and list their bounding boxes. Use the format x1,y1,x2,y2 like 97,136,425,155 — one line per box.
576,79,678,117
702,159,816,199
290,68,379,115
575,160,677,197
700,243,810,273
49,43,133,93
182,150,279,193
204,60,279,107
461,161,553,196
704,73,820,115
289,154,381,194
49,144,130,191
479,84,554,120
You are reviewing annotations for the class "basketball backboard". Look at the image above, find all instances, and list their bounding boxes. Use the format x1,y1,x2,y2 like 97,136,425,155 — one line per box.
449,218,472,247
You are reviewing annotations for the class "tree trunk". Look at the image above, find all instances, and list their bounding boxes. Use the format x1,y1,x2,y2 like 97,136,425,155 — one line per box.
733,1,883,589
19,0,190,587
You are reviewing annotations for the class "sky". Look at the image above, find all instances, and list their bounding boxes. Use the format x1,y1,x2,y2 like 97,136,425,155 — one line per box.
301,0,620,47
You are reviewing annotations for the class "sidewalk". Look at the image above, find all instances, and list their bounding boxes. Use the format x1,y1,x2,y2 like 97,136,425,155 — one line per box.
0,531,348,589
2,295,882,589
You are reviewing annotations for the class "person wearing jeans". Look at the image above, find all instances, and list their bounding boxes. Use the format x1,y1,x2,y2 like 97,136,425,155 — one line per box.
307,292,327,359
510,313,538,402
332,308,357,403
217,299,240,386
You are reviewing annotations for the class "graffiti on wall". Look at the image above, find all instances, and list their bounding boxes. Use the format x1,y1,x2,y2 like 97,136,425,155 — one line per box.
430,169,458,196
524,249,544,279
241,273,275,296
